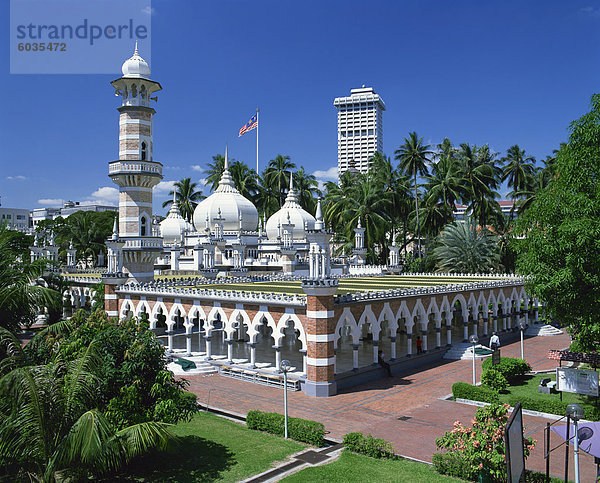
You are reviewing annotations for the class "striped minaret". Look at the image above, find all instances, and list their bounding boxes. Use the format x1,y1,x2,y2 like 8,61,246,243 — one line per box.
107,43,163,283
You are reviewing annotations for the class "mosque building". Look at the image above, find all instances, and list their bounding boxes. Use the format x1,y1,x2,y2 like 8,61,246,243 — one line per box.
51,46,540,398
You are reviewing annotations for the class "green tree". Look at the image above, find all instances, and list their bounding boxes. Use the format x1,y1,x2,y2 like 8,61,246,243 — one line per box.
395,132,433,257
0,329,176,482
293,167,320,214
433,217,501,273
0,224,58,332
501,144,536,199
515,94,600,351
265,154,296,207
162,177,205,222
229,160,260,201
204,153,227,192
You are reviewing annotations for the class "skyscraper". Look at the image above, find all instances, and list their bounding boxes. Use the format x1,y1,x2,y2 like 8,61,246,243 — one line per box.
333,86,385,175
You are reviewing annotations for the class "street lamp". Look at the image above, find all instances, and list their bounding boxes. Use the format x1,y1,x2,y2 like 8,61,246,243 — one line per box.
518,320,526,360
469,334,479,385
280,359,292,439
566,403,584,483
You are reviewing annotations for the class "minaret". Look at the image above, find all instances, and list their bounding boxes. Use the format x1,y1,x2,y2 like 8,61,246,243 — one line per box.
107,43,163,283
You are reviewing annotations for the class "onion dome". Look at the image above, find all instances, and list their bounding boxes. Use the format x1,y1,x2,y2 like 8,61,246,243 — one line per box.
193,147,259,232
266,173,316,240
160,194,193,245
121,41,151,79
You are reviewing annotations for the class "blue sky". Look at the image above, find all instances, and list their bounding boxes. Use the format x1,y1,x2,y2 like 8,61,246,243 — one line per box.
1,0,599,214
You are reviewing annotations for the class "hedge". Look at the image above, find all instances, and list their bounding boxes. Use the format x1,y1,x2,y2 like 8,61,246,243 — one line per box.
246,410,326,447
452,382,499,404
506,396,600,420
343,432,396,459
482,357,531,384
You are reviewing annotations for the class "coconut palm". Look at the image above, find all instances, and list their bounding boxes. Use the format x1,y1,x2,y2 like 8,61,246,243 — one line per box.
162,177,205,222
204,154,227,192
293,167,320,213
501,145,536,197
265,155,296,207
256,170,281,220
0,224,59,332
229,160,260,201
395,132,433,257
0,331,175,482
433,217,501,273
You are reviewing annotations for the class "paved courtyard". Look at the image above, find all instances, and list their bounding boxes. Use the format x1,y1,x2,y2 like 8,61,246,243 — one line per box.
183,329,598,481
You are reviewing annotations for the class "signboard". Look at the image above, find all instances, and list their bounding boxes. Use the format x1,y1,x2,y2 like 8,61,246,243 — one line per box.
505,402,525,483
556,367,599,397
492,349,501,365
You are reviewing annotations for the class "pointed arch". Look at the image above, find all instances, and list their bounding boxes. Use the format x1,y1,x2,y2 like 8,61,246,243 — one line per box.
377,302,397,336
359,305,380,340
207,305,228,334
250,310,276,344
150,301,168,329
335,307,359,345
276,313,307,350
134,299,151,318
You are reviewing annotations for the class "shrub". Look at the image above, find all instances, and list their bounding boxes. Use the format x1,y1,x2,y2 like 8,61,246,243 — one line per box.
452,382,499,404
481,368,509,392
434,403,535,481
482,357,531,384
342,432,396,459
246,410,325,447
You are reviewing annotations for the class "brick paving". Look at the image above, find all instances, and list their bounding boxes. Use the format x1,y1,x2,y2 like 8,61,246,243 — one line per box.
183,330,598,481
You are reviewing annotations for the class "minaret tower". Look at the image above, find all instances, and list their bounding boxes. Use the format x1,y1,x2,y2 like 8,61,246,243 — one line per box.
107,43,163,283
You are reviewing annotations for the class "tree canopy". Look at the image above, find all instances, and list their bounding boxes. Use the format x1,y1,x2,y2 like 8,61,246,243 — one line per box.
515,94,600,350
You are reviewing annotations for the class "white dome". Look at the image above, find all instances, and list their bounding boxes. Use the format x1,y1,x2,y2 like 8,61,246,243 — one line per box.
121,42,151,78
266,176,315,240
160,199,193,245
193,150,259,232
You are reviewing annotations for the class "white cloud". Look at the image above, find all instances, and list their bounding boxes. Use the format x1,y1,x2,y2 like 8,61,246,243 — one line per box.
191,165,204,172
141,6,155,15
38,198,64,208
86,186,119,205
581,6,600,16
154,180,176,195
6,175,27,181
313,166,338,191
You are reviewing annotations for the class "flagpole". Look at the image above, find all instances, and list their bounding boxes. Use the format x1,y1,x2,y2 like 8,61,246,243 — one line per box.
256,108,259,174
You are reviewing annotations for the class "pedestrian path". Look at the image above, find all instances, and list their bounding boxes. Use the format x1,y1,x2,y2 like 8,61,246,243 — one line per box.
183,330,597,481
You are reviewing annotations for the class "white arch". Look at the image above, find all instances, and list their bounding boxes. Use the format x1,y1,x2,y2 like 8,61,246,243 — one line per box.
487,291,498,316
377,302,397,337
120,299,133,319
451,293,470,321
335,307,360,345
250,310,277,344
227,308,251,339
276,313,307,350
207,305,229,334
188,304,207,323
149,301,168,329
412,299,427,330
359,305,379,340
134,300,151,318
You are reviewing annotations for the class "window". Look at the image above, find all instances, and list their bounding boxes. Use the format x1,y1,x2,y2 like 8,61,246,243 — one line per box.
141,216,148,236
141,142,147,160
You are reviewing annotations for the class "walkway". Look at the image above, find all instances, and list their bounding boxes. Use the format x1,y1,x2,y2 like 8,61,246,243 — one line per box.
183,330,597,481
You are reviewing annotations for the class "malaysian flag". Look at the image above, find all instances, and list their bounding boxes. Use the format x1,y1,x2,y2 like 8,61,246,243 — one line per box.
239,114,258,137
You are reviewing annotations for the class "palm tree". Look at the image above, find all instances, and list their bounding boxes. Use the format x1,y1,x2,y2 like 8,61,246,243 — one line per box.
433,217,501,273
501,145,536,198
265,155,296,207
293,167,320,213
395,132,433,258
204,154,227,192
0,224,58,332
0,332,175,481
256,170,280,220
229,160,260,201
162,177,205,222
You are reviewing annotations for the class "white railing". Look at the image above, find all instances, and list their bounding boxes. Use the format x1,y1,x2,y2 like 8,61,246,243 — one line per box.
109,161,162,175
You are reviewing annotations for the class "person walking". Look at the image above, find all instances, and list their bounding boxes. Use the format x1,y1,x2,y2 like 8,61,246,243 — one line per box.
489,332,500,351
416,336,423,354
378,350,392,377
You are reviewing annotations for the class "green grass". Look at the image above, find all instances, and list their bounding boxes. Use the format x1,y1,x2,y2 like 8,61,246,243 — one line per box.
111,411,305,482
281,451,465,482
499,374,599,416
155,274,509,297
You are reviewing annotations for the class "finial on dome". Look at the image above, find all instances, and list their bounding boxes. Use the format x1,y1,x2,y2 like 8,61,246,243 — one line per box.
314,198,324,230
111,216,119,240
224,145,229,170
289,171,294,192
357,218,362,229
134,40,139,56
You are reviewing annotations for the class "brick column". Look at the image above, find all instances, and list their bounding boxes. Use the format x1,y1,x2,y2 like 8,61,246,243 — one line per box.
101,274,125,319
302,279,338,397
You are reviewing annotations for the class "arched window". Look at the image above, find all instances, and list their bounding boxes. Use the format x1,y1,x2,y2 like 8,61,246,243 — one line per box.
131,84,137,97
141,142,147,160
140,85,146,99
141,216,148,236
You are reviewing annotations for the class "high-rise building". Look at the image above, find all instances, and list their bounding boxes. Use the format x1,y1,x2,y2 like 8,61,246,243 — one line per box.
333,86,385,175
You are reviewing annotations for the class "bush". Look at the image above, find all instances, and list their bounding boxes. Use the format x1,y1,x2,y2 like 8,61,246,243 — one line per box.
342,432,396,459
246,410,325,447
481,368,509,392
507,395,600,420
482,357,531,384
434,403,535,481
452,382,499,404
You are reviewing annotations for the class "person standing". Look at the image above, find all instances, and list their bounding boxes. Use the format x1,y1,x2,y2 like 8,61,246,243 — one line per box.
489,332,500,351
378,350,392,377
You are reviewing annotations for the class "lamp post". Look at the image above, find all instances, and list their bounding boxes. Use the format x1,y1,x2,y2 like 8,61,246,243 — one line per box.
280,359,291,439
518,320,526,360
566,403,584,483
469,334,479,385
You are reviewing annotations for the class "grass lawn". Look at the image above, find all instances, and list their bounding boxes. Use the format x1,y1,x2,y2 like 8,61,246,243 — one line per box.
156,274,509,296
110,411,305,482
499,374,599,417
280,451,465,483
